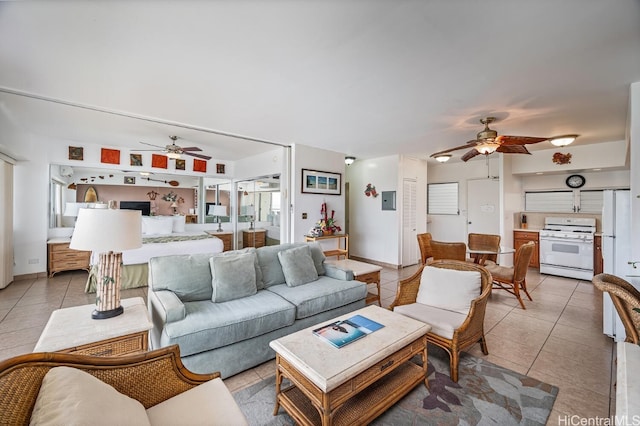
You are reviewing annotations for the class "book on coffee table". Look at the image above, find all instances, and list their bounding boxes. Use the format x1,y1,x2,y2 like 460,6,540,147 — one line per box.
313,315,384,348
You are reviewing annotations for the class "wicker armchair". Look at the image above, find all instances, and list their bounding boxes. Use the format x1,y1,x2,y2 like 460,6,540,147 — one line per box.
468,233,501,264
417,232,433,264
485,241,534,309
593,273,640,344
389,260,492,382
430,240,467,261
0,345,230,425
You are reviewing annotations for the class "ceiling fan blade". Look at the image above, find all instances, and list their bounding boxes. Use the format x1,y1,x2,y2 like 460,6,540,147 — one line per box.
140,141,165,149
179,147,203,152
430,140,480,157
461,149,482,162
498,135,549,146
496,144,531,154
184,151,212,160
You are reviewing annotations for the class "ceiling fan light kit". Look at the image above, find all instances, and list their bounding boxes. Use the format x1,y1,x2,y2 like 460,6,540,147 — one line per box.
132,135,212,161
550,134,578,147
344,156,356,165
474,142,500,155
434,154,451,162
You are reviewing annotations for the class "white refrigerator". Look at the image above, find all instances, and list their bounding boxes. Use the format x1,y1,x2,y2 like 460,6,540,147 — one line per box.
601,189,637,341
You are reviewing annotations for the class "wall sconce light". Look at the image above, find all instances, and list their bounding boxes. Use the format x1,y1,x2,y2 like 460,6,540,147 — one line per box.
550,134,578,147
434,154,452,163
345,156,356,165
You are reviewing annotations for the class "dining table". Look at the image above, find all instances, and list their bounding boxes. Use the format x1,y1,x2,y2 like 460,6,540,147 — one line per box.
467,246,515,266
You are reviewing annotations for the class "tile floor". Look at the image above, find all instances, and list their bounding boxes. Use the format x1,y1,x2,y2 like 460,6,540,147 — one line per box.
0,266,614,425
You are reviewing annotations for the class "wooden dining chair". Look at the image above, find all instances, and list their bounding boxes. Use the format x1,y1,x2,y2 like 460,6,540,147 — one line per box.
485,241,535,309
430,240,467,261
468,233,501,264
592,273,640,344
417,233,433,264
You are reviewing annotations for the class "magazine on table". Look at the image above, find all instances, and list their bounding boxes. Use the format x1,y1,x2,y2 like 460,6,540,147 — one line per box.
313,315,384,348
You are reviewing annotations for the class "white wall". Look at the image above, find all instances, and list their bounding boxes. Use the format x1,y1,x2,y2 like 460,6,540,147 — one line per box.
630,82,640,267
291,145,345,247
511,140,627,174
427,156,500,242
345,155,400,265
521,170,630,191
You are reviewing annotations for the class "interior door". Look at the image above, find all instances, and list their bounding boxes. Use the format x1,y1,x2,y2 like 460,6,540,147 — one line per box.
402,179,418,266
467,179,500,235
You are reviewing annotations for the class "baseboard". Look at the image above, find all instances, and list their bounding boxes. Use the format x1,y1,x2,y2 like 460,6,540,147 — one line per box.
12,271,48,282
348,255,401,270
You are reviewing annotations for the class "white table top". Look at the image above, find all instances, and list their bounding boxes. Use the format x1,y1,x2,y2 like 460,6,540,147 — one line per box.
467,246,515,255
324,259,382,275
34,297,152,352
269,305,430,392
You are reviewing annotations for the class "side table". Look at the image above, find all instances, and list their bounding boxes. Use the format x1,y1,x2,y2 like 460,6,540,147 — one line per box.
325,259,382,306
34,297,152,356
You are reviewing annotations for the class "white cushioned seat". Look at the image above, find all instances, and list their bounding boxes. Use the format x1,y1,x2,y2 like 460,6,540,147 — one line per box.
393,303,467,339
146,377,248,426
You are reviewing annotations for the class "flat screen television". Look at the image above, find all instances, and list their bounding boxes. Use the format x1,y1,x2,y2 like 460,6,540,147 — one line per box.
119,201,151,216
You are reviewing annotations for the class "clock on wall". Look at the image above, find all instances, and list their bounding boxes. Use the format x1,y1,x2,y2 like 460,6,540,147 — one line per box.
566,174,586,189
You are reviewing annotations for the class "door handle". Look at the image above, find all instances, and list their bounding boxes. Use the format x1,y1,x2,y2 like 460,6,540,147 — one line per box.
628,261,640,269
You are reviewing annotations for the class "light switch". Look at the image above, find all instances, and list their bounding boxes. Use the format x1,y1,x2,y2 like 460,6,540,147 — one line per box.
302,212,307,219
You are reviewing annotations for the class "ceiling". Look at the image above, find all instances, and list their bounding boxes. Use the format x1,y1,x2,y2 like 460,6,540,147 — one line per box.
1,1,639,163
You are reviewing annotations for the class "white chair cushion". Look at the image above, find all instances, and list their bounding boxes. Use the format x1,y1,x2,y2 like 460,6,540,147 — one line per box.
30,366,150,426
146,377,248,426
416,266,481,314
394,303,467,339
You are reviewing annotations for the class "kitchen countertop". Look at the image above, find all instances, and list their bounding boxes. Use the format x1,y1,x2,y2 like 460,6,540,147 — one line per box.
514,228,540,232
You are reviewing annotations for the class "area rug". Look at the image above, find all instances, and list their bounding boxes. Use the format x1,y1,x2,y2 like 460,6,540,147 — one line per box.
232,346,558,425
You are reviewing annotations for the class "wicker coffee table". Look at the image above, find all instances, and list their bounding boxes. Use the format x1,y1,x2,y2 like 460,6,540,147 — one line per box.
269,305,430,426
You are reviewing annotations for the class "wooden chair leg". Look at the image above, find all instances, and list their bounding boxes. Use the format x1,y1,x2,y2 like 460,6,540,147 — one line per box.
449,350,459,382
521,279,533,301
512,281,527,309
479,335,489,355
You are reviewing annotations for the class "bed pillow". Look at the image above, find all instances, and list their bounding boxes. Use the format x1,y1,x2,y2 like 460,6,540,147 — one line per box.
30,367,150,426
209,252,257,303
172,215,186,233
416,266,481,314
143,216,173,235
278,245,319,287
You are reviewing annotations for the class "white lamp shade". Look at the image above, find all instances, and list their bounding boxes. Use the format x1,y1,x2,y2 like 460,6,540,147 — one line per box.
245,205,255,216
70,209,142,252
209,205,227,216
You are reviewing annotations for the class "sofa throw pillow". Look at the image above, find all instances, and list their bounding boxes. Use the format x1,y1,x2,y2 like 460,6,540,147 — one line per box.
30,366,150,426
210,252,257,303
416,266,481,314
215,247,264,290
278,245,319,287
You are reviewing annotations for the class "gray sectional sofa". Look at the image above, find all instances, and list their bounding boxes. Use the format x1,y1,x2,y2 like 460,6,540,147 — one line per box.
147,242,367,378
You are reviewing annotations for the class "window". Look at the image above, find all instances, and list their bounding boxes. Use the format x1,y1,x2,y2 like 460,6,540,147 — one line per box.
428,182,459,215
525,191,574,212
578,190,603,213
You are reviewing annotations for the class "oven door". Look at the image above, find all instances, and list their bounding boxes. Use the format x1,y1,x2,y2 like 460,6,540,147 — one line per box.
539,236,594,270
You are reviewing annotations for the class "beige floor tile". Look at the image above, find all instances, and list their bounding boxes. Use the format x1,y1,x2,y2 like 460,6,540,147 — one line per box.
0,326,43,351
0,312,50,334
541,336,613,369
529,350,612,397
254,359,276,379
550,323,613,351
515,299,565,323
223,369,261,392
463,349,530,376
557,305,603,331
481,334,540,369
530,370,611,419
0,343,36,363
567,296,603,311
528,290,571,306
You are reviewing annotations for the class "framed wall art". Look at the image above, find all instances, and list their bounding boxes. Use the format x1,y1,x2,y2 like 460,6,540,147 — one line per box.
193,159,207,173
175,159,186,170
130,153,143,166
124,176,135,184
152,154,168,169
301,169,341,195
100,148,120,164
68,146,84,161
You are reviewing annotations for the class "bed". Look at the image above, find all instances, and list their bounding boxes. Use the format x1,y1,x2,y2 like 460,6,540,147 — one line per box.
85,216,224,292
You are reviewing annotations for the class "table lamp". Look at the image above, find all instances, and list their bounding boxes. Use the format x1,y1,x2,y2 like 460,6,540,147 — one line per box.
246,205,255,230
70,208,142,319
171,201,179,215
208,205,227,232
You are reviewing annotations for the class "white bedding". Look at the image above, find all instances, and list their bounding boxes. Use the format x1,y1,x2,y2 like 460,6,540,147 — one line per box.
90,232,224,265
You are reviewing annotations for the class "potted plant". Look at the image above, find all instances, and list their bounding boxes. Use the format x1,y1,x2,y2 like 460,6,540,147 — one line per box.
316,202,341,236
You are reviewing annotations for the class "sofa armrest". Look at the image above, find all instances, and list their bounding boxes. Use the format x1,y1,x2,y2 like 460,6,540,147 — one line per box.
152,290,186,323
323,263,354,281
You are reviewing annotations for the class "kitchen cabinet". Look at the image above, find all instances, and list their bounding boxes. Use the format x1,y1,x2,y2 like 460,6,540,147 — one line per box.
594,235,603,275
513,230,539,268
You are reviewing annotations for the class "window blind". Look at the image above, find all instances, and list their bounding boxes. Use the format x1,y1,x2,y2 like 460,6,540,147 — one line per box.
428,182,458,215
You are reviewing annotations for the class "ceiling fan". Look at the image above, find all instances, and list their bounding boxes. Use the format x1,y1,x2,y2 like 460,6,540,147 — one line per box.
430,117,577,162
132,136,212,160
